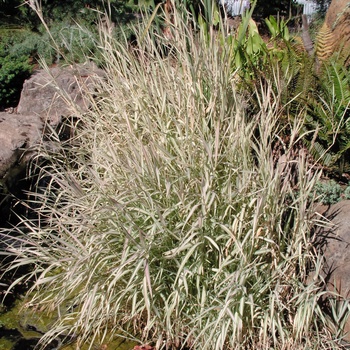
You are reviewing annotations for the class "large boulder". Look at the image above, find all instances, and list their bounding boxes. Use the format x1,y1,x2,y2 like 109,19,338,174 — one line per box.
0,63,104,181
0,113,42,179
0,63,104,226
316,200,350,340
17,63,104,126
317,0,350,63
325,0,350,33
317,201,350,295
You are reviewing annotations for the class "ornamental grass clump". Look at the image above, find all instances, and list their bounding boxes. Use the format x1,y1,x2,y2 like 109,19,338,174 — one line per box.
1,4,347,350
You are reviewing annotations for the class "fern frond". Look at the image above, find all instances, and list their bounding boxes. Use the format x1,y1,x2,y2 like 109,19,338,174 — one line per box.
315,22,334,63
310,141,334,166
325,61,350,104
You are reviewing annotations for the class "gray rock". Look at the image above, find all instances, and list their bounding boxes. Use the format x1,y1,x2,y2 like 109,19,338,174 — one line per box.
17,63,103,126
316,201,350,340
0,63,104,181
0,112,42,178
317,201,350,295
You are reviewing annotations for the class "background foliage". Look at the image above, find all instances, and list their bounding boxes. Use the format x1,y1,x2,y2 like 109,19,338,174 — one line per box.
0,0,332,109
0,29,32,108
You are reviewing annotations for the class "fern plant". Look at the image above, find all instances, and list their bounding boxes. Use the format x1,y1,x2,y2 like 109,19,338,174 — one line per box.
306,59,350,174
315,21,334,64
231,12,315,125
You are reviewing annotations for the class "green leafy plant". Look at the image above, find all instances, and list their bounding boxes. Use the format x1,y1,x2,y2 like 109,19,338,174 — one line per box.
229,8,350,179
0,54,32,108
0,28,34,108
1,2,348,350
343,184,350,200
314,180,342,205
306,59,350,174
229,8,313,120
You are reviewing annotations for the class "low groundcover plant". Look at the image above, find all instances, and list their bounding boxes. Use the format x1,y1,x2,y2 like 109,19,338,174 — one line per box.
1,3,348,350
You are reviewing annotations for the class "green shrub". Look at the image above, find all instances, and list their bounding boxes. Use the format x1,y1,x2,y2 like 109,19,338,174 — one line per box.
343,185,350,200
0,22,99,109
36,21,99,64
0,28,34,108
1,4,348,350
0,54,32,108
7,23,99,65
314,180,342,205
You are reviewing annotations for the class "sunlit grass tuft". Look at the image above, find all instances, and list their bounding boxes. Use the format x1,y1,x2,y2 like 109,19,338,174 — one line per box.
1,3,348,349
